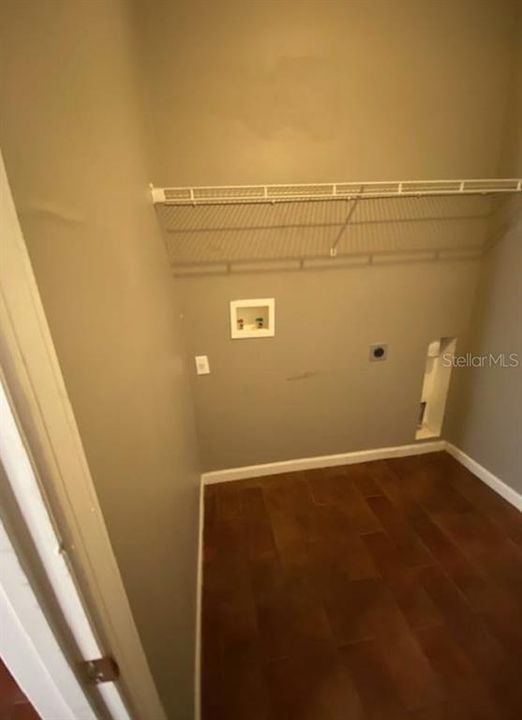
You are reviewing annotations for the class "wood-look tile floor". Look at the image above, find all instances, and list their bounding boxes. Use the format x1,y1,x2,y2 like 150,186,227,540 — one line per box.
202,452,522,720
0,660,39,720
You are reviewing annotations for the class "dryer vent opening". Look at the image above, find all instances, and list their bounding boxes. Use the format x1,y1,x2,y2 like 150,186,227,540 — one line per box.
416,337,457,440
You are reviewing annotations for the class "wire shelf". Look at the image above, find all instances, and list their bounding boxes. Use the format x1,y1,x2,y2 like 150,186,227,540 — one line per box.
152,179,521,274
152,178,522,207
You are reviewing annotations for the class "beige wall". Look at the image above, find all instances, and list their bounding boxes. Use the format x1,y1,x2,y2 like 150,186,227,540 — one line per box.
178,259,480,470
136,0,518,472
0,1,199,717
498,2,522,176
445,199,522,492
135,0,518,186
446,6,522,493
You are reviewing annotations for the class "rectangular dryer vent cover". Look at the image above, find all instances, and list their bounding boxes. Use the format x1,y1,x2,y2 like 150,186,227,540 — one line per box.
230,298,275,339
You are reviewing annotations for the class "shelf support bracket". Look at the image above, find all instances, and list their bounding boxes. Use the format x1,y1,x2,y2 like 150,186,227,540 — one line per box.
330,197,359,257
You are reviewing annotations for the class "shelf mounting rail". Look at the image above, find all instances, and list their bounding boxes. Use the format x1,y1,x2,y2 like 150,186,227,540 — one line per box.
151,178,522,207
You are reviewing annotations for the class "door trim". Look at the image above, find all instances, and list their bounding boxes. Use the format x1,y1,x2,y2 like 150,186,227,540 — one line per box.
0,519,97,720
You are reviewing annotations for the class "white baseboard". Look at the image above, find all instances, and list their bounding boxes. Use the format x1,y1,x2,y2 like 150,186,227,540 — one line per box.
200,441,522,513
445,443,522,512
194,482,204,720
201,440,446,485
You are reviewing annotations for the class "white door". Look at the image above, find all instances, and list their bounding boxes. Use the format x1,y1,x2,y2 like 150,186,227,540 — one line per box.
0,377,124,720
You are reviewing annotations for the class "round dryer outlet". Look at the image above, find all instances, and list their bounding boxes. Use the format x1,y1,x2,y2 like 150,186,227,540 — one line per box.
370,344,388,361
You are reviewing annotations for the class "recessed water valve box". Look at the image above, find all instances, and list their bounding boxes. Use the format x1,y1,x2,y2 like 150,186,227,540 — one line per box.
230,298,275,339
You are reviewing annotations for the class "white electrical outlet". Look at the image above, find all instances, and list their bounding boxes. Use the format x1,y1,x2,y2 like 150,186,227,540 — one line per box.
194,355,210,375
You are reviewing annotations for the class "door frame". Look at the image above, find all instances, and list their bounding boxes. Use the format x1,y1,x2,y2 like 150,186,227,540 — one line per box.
0,151,166,720
0,453,100,720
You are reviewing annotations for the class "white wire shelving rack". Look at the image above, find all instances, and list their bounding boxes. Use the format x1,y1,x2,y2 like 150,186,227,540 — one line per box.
152,178,521,271
151,178,522,206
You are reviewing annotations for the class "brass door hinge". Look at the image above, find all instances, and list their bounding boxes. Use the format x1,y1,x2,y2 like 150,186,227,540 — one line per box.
79,656,120,685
